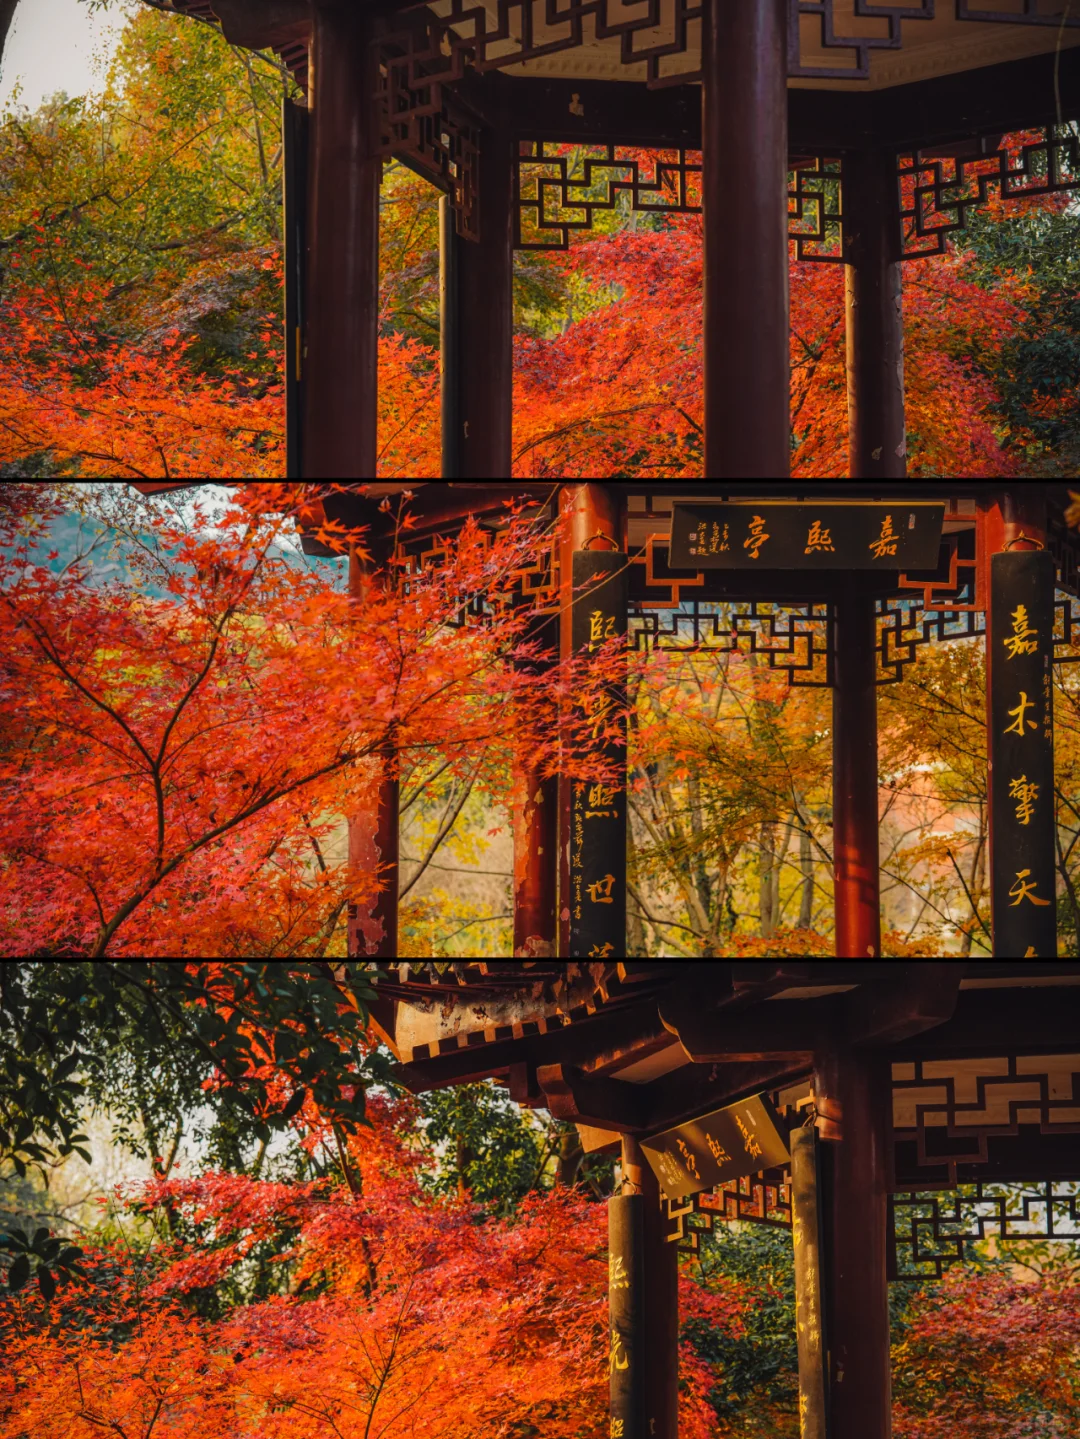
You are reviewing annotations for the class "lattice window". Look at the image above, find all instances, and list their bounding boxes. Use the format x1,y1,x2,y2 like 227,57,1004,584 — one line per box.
665,1170,794,1251
1049,513,1080,600
892,1055,1080,1187
793,1,1080,82
628,601,834,687
899,127,1080,260
892,1181,1080,1279
790,157,845,262
1056,595,1080,665
514,143,843,257
377,44,480,240
877,600,986,683
516,143,701,251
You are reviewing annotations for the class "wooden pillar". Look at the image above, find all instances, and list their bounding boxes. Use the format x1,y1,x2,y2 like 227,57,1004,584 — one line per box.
844,148,906,479
816,1047,891,1439
983,491,1056,958
303,1,379,479
453,128,514,478
790,1126,828,1439
439,195,462,479
558,484,627,960
701,0,790,478
609,1184,644,1439
832,579,881,959
347,551,399,958
620,1138,678,1439
283,98,309,481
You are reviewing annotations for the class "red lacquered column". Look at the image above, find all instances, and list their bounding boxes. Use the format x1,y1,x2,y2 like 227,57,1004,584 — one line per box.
701,0,790,478
832,579,881,958
844,148,907,479
303,2,379,479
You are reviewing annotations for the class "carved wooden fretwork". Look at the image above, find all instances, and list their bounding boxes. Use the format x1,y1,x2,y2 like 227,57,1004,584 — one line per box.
891,1054,1080,1187
665,1169,795,1252
514,144,843,256
900,126,1080,258
390,0,1080,92
892,1181,1080,1278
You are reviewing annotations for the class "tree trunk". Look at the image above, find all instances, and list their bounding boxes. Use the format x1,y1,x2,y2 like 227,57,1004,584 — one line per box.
961,806,988,957
556,1124,584,1186
759,821,777,938
0,0,18,73
626,904,649,957
798,801,814,929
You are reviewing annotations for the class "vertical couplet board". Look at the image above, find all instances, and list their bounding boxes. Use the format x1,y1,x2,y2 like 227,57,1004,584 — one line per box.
989,550,1056,958
789,1127,828,1439
608,1195,643,1439
570,551,628,960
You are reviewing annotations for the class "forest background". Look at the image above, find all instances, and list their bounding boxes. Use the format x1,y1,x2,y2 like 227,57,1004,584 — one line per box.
1,960,1078,1439
4,478,1080,960
5,479,1080,960
1,3,1080,477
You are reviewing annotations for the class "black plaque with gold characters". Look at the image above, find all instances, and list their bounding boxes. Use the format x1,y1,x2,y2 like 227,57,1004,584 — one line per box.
990,549,1057,959
570,550,628,960
669,502,945,570
639,1092,790,1200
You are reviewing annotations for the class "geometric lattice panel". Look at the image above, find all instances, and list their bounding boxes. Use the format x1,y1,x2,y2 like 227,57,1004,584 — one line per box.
665,1168,793,1252
899,127,1080,260
892,1056,1080,1187
628,601,833,687
892,1180,1080,1279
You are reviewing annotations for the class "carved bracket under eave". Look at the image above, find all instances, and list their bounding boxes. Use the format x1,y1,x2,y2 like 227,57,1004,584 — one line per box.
207,0,309,50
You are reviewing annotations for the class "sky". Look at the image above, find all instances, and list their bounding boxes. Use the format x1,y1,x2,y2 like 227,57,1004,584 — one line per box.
0,0,131,112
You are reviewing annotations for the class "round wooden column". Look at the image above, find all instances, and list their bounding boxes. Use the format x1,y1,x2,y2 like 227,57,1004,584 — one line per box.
620,1139,678,1439
303,2,380,479
558,484,626,960
347,550,399,958
455,128,515,478
701,0,790,478
816,1047,892,1439
832,580,881,959
439,196,462,479
844,149,907,479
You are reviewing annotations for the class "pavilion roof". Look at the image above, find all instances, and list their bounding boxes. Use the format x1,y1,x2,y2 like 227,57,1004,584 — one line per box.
154,2,1080,94
368,960,1080,1139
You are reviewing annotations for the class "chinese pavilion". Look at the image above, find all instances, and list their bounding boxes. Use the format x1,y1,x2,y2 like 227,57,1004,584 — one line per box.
368,958,1080,1439
132,481,1080,960
145,0,1080,479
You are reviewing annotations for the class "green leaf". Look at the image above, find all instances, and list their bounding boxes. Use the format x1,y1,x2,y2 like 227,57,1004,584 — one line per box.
37,1265,56,1301
281,1087,307,1120
7,1254,30,1292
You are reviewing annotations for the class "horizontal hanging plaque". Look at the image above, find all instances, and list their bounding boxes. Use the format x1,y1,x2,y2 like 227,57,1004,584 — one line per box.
669,502,945,570
639,1092,790,1200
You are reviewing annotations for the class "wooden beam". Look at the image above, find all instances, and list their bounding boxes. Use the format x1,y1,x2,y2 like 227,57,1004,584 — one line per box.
869,46,1080,150
390,997,668,1092
208,0,308,49
537,1054,812,1136
642,1056,812,1132
892,984,1080,1055
536,1063,645,1131
659,995,834,1062
844,962,962,1046
454,49,1080,156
